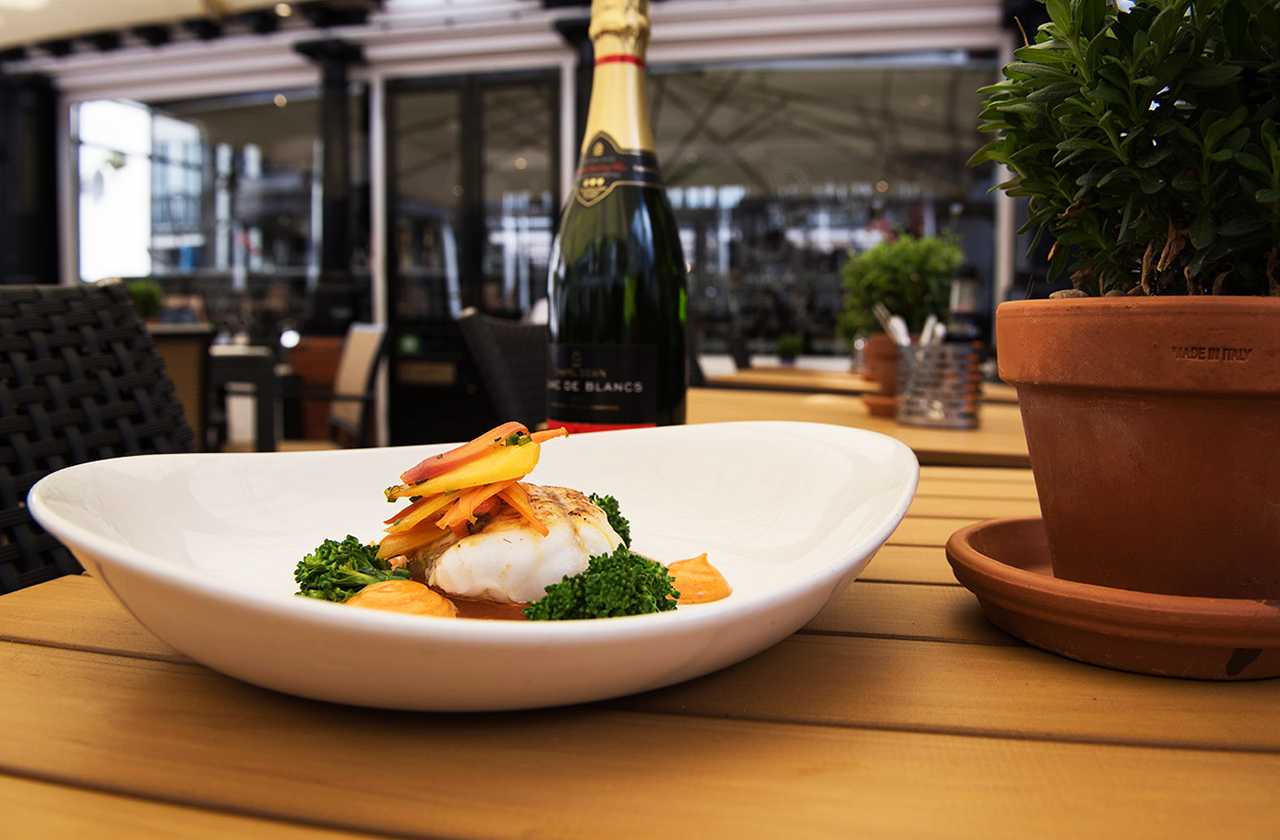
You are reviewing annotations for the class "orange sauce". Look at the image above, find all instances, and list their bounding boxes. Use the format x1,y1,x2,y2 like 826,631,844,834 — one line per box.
347,580,459,618
667,554,732,604
450,595,529,621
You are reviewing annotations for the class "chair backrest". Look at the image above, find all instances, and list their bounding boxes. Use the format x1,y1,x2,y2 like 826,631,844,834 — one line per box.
329,322,386,438
458,308,547,429
0,283,193,593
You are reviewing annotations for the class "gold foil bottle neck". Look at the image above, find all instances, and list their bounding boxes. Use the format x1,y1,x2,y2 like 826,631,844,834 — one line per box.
589,0,650,57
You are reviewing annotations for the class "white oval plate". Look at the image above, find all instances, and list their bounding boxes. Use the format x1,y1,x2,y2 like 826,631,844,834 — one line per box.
29,422,917,710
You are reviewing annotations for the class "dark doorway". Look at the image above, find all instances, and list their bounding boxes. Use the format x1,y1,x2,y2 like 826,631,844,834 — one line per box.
385,71,560,445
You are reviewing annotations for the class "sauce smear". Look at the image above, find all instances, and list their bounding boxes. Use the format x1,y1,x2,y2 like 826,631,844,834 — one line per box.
667,554,732,604
451,595,529,621
347,580,458,617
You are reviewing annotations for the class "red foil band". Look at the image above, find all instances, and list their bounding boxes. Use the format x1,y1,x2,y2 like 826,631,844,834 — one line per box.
546,420,657,434
594,54,645,67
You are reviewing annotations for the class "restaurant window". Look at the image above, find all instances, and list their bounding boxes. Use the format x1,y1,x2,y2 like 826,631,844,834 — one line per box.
73,84,370,339
650,52,999,355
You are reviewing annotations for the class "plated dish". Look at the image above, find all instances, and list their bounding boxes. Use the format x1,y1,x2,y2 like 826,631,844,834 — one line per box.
29,422,918,710
297,422,731,620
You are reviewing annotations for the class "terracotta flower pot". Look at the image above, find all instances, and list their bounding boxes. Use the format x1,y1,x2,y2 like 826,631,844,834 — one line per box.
862,333,900,394
997,297,1280,599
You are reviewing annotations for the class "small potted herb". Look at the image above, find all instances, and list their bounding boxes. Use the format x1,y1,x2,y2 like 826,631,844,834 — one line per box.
775,334,803,366
127,279,164,322
838,235,960,386
973,0,1280,598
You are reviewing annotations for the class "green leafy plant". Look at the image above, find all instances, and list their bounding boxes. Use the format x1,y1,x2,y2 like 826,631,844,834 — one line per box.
127,279,164,320
775,334,804,360
972,0,1280,295
588,493,632,548
523,546,679,620
294,536,409,602
838,235,962,337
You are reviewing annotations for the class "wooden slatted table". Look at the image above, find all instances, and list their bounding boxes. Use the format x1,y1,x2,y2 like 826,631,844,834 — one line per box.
2,466,1276,837
708,366,1021,403
688,387,1031,468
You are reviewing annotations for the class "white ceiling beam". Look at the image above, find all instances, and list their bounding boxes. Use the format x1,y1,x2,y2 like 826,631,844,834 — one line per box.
17,1,1005,103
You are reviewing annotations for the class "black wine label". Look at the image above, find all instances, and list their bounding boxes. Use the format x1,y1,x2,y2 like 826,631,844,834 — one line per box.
575,132,663,207
547,342,658,425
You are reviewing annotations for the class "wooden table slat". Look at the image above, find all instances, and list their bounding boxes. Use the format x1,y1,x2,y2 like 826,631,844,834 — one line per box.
917,466,1037,483
889,516,979,548
807,580,1011,645
1,773,362,839
0,642,1275,840
915,479,1040,501
623,633,1280,752
907,495,1040,520
859,545,960,585
707,367,1021,404
688,389,1030,468
0,576,184,663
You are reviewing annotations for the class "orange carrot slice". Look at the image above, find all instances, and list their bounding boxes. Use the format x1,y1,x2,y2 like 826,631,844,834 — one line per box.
498,482,549,536
530,427,568,444
399,421,527,485
437,481,514,531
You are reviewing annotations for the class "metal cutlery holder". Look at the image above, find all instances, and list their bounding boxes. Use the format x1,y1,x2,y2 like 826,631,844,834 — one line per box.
896,343,982,429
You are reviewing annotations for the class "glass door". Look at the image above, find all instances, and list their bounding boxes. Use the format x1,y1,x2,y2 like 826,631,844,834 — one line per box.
386,71,559,445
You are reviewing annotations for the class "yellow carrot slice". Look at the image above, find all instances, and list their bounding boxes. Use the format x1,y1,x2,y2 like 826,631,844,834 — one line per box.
387,441,540,501
377,523,449,560
385,491,461,534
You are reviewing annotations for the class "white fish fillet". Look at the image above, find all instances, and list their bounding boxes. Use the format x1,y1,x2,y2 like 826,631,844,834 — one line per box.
410,484,622,604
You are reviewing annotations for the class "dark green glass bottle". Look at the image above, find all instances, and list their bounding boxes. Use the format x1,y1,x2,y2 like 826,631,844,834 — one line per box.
546,0,687,433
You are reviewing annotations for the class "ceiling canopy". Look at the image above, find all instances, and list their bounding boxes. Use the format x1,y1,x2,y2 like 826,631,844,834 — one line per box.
0,1,350,51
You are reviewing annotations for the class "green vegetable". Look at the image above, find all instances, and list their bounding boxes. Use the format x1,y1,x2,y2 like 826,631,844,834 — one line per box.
294,535,409,603
523,546,679,620
970,0,1280,295
589,493,631,548
838,234,961,339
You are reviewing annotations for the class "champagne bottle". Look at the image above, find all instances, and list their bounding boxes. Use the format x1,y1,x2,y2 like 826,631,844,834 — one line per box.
546,0,688,433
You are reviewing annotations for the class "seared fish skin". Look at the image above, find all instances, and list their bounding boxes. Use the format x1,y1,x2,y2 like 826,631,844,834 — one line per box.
408,485,622,603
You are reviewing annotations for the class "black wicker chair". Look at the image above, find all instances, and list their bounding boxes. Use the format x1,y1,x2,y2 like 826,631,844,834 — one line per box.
458,308,548,429
0,283,193,593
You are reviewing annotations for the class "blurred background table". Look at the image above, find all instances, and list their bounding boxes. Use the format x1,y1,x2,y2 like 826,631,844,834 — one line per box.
2,465,1275,838
208,345,283,453
688,387,1030,468
708,366,1020,404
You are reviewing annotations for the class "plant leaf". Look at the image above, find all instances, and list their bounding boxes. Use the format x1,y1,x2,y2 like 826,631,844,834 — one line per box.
1219,217,1265,236
1186,65,1244,87
1190,212,1216,249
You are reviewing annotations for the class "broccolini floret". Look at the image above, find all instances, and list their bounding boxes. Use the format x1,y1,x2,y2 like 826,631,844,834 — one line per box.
588,493,631,548
523,546,678,620
294,535,409,602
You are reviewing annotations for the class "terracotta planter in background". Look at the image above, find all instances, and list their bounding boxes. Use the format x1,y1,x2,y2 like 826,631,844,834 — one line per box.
861,332,901,417
998,297,1280,599
862,332,900,393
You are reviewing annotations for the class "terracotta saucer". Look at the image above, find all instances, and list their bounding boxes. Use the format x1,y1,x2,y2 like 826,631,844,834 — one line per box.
946,518,1280,680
